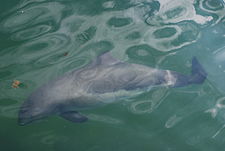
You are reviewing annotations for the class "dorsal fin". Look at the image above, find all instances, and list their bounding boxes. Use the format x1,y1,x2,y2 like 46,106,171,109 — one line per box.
88,51,122,68
98,51,121,65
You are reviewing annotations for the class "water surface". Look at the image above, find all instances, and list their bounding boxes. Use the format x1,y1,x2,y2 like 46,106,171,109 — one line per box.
0,0,225,150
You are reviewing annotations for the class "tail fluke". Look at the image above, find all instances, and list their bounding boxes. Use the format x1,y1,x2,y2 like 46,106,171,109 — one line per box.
189,57,207,84
169,57,207,87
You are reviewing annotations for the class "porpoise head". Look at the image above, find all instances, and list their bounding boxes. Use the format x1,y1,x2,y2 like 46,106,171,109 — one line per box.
18,100,43,125
18,86,56,125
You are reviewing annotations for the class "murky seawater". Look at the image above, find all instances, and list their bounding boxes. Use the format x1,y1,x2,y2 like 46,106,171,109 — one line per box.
0,0,225,150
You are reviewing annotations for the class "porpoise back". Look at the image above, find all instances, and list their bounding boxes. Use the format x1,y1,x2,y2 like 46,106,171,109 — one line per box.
18,52,207,125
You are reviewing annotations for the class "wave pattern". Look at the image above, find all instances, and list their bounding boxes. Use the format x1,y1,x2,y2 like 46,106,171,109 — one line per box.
0,0,224,117
0,0,225,149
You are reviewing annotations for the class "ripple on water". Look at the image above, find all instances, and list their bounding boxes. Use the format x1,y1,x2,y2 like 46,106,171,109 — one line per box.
102,1,115,9
32,131,68,145
0,104,20,118
126,44,163,65
16,33,71,65
87,113,122,124
166,6,187,19
171,22,200,47
75,26,97,45
143,22,200,52
125,31,141,40
60,57,90,73
60,16,85,33
130,100,153,114
0,70,12,80
0,96,23,118
206,97,225,118
146,0,211,26
0,64,32,80
0,7,44,33
153,27,177,39
10,24,53,41
0,2,65,33
129,88,169,114
165,114,183,128
146,2,190,25
217,97,225,108
222,16,225,24
0,98,18,106
40,135,59,145
106,17,133,28
34,51,69,68
201,0,224,11
76,40,114,56
198,0,225,25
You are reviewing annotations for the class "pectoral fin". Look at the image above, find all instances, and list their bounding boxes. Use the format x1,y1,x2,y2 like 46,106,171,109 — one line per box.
60,111,88,123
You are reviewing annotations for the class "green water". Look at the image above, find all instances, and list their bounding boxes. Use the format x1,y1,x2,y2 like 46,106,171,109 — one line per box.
0,0,225,150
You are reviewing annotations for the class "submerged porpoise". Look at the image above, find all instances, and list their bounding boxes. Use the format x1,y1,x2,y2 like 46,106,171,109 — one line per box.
18,51,207,125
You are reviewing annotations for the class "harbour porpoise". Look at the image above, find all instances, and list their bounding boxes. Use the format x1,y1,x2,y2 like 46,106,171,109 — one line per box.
18,51,207,125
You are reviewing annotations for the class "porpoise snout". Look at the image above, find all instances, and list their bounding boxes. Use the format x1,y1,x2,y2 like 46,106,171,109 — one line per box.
18,106,33,125
18,98,46,126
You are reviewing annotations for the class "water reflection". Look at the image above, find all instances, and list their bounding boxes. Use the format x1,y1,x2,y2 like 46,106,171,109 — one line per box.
0,2,64,33
11,24,53,41
145,0,212,26
0,0,223,123
0,0,225,150
205,96,225,118
86,113,123,124
198,0,225,25
129,88,169,114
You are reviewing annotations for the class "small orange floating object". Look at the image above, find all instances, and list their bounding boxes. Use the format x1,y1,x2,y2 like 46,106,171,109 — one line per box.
12,80,21,88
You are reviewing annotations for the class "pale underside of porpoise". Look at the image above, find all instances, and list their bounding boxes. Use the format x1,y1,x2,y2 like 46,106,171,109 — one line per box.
18,51,207,125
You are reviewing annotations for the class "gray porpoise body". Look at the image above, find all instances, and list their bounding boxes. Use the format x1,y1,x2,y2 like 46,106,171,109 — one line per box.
18,52,207,125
